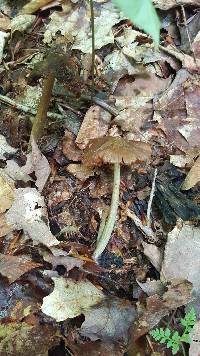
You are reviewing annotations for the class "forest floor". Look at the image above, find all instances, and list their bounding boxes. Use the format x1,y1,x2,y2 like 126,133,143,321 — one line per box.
0,0,200,355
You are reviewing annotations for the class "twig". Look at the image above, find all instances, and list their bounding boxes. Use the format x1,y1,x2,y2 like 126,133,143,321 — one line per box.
89,0,95,100
181,5,197,63
126,208,157,243
0,94,81,135
81,94,119,116
147,168,157,227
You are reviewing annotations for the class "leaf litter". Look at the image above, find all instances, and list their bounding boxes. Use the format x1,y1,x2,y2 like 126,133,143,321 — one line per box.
0,0,200,354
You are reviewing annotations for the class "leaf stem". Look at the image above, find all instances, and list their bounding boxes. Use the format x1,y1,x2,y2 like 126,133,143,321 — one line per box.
93,162,120,260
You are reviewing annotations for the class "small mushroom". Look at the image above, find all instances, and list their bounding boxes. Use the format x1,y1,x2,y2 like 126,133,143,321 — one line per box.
30,50,79,143
83,136,151,260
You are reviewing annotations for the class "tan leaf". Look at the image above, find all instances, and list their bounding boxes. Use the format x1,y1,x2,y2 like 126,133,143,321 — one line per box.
182,155,200,190
0,213,13,237
66,163,96,181
76,106,111,149
0,169,15,213
21,0,54,14
0,253,41,283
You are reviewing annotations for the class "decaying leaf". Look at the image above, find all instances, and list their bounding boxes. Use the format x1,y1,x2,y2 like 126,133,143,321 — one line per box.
0,213,13,237
10,15,36,33
44,253,84,272
62,131,82,161
41,277,105,321
161,223,200,296
142,242,163,271
66,164,96,182
0,169,15,214
181,155,200,190
0,31,9,63
0,253,41,283
80,298,137,342
131,279,192,341
21,0,54,14
0,134,17,160
6,188,59,247
0,322,60,356
76,106,111,149
23,138,51,191
153,0,200,10
43,2,124,52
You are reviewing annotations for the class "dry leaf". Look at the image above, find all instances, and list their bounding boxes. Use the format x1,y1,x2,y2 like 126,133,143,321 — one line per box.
131,279,192,341
66,164,96,181
0,322,60,356
142,242,163,271
6,188,59,247
181,156,200,190
0,12,11,31
0,134,17,160
44,253,84,272
0,169,15,213
76,106,111,149
0,213,13,237
11,15,36,33
22,138,51,191
62,131,82,161
21,0,54,14
80,298,137,342
161,223,200,296
153,0,200,10
41,277,105,321
189,321,200,356
0,253,41,283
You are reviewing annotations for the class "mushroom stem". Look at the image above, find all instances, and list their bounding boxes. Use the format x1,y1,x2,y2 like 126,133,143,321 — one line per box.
93,162,120,260
30,73,55,144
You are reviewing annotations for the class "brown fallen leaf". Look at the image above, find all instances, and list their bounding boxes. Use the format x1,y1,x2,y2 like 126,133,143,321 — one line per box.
66,163,96,182
0,253,41,283
154,0,200,10
76,106,111,149
44,253,84,272
0,213,13,237
161,223,200,296
62,130,82,161
0,169,15,214
23,138,51,192
21,0,54,14
181,155,200,190
130,279,192,342
80,298,137,342
0,321,60,356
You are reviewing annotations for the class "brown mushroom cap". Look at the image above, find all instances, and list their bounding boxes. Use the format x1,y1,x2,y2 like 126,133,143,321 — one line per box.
82,136,151,166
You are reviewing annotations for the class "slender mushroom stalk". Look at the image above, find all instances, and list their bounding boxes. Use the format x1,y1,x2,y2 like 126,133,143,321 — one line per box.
82,136,152,261
29,51,78,145
93,162,120,259
30,73,55,143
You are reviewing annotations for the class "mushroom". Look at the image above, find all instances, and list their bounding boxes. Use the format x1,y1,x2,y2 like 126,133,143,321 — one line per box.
30,50,79,143
83,136,151,260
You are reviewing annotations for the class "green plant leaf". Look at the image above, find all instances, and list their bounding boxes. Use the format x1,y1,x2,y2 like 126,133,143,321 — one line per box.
172,343,180,355
181,333,192,344
112,0,160,45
